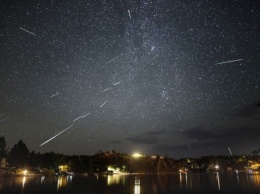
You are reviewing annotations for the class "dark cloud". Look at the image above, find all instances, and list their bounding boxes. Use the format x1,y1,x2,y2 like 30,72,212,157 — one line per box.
154,144,187,152
154,141,215,152
125,136,159,145
182,127,215,140
124,130,165,145
152,126,260,157
146,130,165,135
153,141,219,158
180,126,260,147
234,102,260,119
218,127,260,142
109,140,122,144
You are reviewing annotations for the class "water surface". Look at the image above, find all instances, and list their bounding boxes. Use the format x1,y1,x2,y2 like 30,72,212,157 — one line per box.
0,173,259,194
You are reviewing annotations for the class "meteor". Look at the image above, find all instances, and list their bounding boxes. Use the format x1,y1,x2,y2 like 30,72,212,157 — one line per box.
228,147,233,156
216,59,243,65
20,27,39,37
100,100,108,108
128,10,132,20
40,125,73,146
81,112,91,118
50,92,60,98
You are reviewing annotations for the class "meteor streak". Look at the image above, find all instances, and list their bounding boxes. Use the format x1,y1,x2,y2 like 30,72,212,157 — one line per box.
73,116,82,122
100,100,108,108
20,27,39,37
0,117,9,122
113,82,120,86
103,88,110,92
187,143,192,150
40,125,73,146
128,10,132,20
228,147,233,156
50,92,60,98
81,112,91,118
216,59,243,65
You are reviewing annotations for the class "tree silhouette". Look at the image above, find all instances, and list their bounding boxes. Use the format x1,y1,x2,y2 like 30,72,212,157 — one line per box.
0,136,7,160
251,150,259,157
8,140,29,167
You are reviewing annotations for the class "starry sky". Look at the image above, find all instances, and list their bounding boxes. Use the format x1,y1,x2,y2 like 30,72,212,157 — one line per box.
0,0,259,158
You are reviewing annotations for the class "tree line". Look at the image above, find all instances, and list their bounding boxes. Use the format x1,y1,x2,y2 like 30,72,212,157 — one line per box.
0,136,259,174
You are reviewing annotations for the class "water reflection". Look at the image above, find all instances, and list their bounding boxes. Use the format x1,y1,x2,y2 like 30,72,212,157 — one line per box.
22,176,26,189
185,173,188,188
40,176,45,184
236,174,240,184
134,176,140,194
179,172,188,188
179,173,182,185
247,174,260,187
0,173,259,193
57,175,73,190
216,172,220,190
107,174,120,185
107,174,126,185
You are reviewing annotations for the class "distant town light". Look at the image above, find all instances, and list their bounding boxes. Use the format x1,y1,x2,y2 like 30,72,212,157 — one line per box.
215,165,219,170
132,153,143,158
23,170,27,176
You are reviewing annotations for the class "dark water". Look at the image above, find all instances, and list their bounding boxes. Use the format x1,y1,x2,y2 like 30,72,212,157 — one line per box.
0,173,260,194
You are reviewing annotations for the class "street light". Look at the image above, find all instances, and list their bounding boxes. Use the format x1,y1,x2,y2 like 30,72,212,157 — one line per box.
23,170,28,176
215,165,219,171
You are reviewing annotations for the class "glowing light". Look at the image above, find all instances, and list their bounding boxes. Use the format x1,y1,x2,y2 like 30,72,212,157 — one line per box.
132,153,143,158
41,176,45,184
59,165,69,172
23,170,27,176
108,166,119,174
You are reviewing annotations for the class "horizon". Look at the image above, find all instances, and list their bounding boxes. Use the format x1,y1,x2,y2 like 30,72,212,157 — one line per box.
3,136,258,160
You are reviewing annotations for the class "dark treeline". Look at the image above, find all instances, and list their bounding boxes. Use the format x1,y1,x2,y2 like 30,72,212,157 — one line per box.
0,136,259,174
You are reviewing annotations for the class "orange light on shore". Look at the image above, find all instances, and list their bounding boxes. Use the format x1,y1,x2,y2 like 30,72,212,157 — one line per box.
23,170,27,176
132,153,143,158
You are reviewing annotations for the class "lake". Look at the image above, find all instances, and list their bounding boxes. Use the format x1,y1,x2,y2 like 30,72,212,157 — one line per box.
0,173,260,194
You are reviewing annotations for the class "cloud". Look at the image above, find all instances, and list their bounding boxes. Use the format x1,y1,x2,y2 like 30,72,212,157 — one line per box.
180,125,260,143
124,130,165,145
182,127,215,140
152,141,219,158
234,102,260,119
154,144,187,151
217,127,260,142
125,136,159,145
109,140,122,144
146,130,165,135
154,141,215,152
151,124,260,157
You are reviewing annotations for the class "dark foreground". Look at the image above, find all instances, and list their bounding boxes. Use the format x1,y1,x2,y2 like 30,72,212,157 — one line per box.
0,173,259,194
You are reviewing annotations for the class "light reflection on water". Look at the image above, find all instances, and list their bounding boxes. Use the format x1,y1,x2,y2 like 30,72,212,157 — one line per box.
0,173,259,194
22,176,26,189
107,174,124,185
179,172,190,190
56,175,73,190
134,176,140,194
216,172,220,190
247,173,260,187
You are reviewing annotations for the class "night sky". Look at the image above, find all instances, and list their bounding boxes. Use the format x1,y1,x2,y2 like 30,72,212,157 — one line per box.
0,0,259,158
